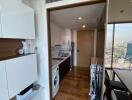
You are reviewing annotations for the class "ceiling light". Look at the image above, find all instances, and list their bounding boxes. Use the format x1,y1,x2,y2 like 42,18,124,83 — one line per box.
82,25,86,28
78,17,82,20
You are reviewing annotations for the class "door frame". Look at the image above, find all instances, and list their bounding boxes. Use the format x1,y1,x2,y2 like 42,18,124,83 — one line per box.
46,0,106,99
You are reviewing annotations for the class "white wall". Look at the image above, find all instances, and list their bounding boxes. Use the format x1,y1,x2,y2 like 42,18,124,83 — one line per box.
51,22,65,47
23,0,51,100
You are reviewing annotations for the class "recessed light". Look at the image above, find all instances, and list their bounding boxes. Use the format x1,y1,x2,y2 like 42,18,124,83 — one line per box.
82,25,86,28
78,17,82,20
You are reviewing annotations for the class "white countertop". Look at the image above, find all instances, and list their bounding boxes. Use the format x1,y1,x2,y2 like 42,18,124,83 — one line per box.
52,55,70,69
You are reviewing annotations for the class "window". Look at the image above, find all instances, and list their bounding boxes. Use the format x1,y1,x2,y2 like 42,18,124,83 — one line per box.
104,24,113,68
105,23,132,69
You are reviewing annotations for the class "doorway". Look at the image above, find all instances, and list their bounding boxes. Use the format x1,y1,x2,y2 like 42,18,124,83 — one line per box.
47,1,106,100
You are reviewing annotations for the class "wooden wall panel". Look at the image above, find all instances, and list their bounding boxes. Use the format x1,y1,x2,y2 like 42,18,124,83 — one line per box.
96,5,106,64
96,29,105,58
0,39,23,60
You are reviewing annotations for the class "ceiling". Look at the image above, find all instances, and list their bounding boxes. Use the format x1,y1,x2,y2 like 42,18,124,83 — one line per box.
108,0,132,23
50,3,105,30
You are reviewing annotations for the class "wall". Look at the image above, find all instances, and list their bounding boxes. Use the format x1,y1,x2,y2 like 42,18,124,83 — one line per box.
23,0,51,100
96,5,106,65
96,29,105,58
51,22,65,47
0,39,22,60
108,0,132,23
51,22,72,49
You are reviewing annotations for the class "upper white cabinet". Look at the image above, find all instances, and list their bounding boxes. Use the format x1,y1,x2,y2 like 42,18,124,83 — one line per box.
5,54,37,99
0,61,9,100
0,22,2,37
0,2,35,39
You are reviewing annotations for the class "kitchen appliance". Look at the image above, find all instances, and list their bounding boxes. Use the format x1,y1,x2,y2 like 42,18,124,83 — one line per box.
52,65,59,97
71,42,75,68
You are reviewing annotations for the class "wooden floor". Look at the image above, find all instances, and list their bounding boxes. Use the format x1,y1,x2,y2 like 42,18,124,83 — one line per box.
54,67,89,100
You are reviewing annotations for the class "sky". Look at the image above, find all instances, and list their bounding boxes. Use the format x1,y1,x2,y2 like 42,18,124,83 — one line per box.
106,23,132,43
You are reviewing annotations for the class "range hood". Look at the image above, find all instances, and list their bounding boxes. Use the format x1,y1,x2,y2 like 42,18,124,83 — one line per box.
0,0,35,39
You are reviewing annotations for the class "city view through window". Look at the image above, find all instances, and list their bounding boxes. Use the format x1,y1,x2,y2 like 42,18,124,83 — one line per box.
105,23,132,69
104,24,113,68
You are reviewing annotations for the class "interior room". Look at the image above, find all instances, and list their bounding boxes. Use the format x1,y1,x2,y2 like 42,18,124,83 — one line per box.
1,0,132,100
104,0,132,100
49,2,106,100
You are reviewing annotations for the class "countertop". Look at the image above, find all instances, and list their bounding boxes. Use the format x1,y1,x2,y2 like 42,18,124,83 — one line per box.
52,55,70,69
0,53,35,61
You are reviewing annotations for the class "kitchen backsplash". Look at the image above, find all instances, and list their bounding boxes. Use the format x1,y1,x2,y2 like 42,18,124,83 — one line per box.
51,44,70,58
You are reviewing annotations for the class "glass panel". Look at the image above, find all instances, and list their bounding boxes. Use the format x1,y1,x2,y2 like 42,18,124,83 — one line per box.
104,24,113,68
113,23,132,69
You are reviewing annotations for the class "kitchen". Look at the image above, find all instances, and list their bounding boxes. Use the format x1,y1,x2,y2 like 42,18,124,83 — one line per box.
49,2,106,99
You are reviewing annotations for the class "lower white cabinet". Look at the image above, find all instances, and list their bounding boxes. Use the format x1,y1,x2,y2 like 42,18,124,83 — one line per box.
0,54,37,100
0,61,9,100
5,54,38,99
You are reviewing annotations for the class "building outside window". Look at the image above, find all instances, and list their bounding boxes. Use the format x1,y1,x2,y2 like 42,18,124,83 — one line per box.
105,23,132,69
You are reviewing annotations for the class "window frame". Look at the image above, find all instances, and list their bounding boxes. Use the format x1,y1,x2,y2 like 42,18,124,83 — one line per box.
106,22,132,69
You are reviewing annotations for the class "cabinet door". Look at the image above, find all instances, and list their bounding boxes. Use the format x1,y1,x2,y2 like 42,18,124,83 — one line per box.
0,23,2,37
0,61,9,100
59,57,70,82
1,4,35,39
6,54,37,99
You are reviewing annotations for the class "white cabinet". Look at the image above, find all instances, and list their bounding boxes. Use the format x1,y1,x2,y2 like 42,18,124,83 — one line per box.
0,54,37,99
0,23,2,37
0,61,9,100
5,54,37,99
0,3,35,39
